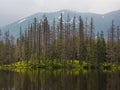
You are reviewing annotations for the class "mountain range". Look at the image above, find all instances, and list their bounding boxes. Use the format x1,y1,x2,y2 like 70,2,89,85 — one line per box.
0,9,120,38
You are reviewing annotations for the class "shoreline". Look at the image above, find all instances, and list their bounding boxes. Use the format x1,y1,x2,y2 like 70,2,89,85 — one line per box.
0,60,120,72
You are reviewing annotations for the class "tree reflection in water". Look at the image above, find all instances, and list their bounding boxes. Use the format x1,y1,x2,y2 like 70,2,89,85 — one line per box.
0,70,120,90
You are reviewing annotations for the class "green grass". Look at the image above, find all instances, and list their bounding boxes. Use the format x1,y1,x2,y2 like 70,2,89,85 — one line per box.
0,60,120,73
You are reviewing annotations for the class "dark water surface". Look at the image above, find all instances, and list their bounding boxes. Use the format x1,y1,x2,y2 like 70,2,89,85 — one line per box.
0,69,120,90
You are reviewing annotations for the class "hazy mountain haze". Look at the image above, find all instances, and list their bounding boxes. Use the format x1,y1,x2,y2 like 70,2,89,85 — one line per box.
1,9,120,38
0,0,120,26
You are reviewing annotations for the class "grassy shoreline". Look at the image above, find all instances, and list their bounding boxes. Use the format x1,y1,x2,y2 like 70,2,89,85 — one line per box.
0,60,120,72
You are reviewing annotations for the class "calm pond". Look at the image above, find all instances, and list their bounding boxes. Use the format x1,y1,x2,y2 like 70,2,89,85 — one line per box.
0,69,120,90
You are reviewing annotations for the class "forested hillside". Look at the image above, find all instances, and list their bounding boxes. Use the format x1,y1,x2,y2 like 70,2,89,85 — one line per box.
1,10,120,38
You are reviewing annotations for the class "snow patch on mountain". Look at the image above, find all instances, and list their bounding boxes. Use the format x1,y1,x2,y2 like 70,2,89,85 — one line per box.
102,16,105,19
62,11,65,14
18,18,26,24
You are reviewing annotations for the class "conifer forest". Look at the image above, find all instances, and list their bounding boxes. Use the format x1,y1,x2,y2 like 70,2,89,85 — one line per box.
0,14,119,66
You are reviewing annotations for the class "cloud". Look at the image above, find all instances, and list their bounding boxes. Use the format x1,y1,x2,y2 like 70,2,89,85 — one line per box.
88,0,120,13
0,0,120,26
34,0,120,13
0,0,37,15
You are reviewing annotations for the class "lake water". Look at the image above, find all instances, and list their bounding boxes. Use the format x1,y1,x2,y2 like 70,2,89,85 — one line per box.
0,69,120,90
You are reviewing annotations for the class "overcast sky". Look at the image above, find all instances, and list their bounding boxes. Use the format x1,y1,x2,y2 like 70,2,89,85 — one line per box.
0,0,120,26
